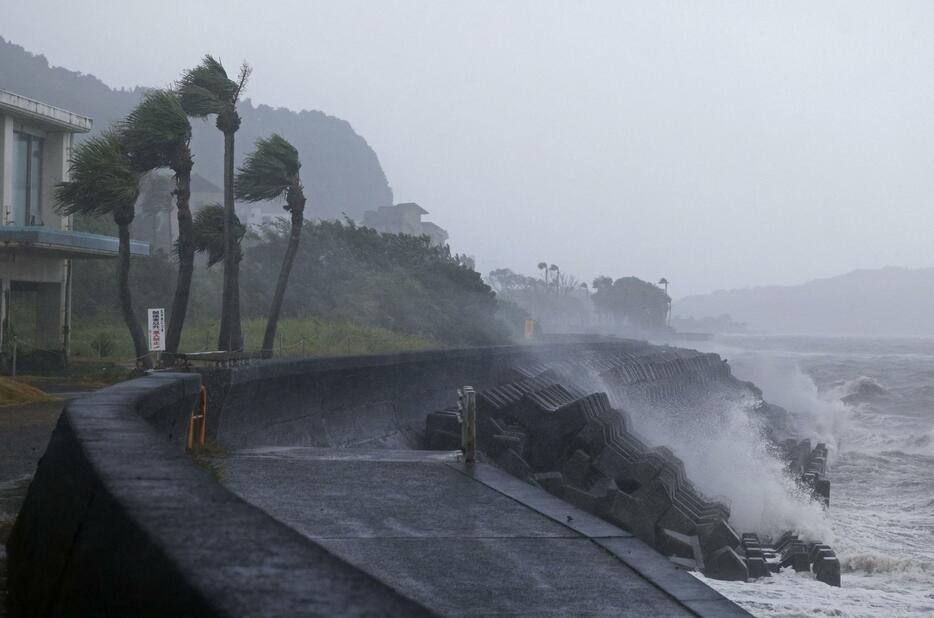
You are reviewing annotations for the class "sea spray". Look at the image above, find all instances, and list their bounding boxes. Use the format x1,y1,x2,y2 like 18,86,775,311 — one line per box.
721,353,851,463
612,389,833,541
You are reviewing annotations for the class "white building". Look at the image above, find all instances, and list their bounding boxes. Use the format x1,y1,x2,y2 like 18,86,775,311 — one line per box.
0,89,148,362
362,202,449,246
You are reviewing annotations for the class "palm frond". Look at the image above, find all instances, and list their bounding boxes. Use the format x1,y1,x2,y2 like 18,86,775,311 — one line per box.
55,130,141,222
191,203,246,267
235,133,301,202
121,89,191,171
177,55,237,116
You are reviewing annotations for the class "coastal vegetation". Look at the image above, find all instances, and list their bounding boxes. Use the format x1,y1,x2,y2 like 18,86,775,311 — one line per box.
59,218,502,362
489,267,671,335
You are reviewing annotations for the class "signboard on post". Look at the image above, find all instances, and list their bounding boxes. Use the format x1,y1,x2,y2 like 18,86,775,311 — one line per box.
148,308,166,352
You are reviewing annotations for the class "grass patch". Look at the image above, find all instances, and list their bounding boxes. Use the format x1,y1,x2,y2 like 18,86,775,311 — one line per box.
71,317,441,362
0,378,58,407
189,441,229,482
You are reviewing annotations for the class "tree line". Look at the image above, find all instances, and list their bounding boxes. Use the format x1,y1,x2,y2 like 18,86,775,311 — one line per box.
489,267,671,333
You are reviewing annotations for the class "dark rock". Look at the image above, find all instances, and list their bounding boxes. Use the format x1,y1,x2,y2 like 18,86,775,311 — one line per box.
705,546,748,581
657,528,704,570
746,557,769,579
561,449,592,486
696,520,741,557
814,556,841,587
428,429,461,451
531,471,565,494
496,448,532,480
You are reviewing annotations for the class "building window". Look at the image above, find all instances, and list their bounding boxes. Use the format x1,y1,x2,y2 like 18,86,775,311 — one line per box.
12,132,43,226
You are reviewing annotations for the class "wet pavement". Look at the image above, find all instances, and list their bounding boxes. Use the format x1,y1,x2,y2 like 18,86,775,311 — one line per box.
216,446,747,616
0,400,64,617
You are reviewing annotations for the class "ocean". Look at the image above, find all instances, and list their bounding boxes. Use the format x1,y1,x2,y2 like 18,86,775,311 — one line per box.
686,335,934,617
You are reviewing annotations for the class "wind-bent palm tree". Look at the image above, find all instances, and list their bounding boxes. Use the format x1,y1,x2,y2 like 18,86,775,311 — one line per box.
178,56,251,351
122,89,194,358
192,203,246,267
538,261,548,286
235,134,306,359
55,132,151,369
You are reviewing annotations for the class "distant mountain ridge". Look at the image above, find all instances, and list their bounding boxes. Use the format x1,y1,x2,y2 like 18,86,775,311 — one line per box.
0,37,392,220
675,266,934,336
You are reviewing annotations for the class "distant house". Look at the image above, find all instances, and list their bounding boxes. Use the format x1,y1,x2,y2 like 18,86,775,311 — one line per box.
0,89,149,359
240,201,289,232
362,202,449,246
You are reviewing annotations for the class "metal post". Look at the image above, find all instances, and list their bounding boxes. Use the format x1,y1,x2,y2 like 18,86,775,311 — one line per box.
11,335,17,377
460,386,477,463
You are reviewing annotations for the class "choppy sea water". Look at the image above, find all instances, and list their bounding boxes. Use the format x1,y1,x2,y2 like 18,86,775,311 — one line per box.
688,335,934,617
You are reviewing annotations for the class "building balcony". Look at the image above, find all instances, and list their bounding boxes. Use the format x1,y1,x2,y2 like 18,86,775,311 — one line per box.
0,226,149,259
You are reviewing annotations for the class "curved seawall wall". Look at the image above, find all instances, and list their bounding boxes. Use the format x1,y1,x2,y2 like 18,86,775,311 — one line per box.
198,341,661,449
5,373,429,617
7,340,770,615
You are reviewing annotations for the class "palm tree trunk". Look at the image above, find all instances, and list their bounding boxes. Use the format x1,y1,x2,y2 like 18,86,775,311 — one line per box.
261,208,303,359
218,127,243,351
118,223,151,369
165,162,192,357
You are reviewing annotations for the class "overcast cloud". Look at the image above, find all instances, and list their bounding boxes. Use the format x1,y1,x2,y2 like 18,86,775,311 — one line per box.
5,0,934,296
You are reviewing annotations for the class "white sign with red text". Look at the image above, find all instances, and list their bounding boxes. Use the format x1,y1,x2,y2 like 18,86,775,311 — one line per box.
148,308,165,352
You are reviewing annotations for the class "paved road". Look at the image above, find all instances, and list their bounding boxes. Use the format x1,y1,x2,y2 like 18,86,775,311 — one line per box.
0,399,64,617
217,446,750,617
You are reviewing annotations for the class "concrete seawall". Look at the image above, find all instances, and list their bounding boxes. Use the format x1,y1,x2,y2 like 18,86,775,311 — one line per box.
5,373,429,617
199,340,659,449
6,341,758,616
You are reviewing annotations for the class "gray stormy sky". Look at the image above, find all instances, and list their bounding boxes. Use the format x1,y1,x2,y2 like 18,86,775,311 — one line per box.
5,0,934,296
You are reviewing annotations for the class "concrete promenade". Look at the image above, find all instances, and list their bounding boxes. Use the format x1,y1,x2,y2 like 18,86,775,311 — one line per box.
217,446,751,617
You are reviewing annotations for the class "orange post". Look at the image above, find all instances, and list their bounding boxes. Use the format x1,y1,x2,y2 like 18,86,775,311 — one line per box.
197,385,207,446
187,385,209,451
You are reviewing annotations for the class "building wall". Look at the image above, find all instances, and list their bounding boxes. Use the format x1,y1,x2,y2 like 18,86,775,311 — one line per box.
0,109,77,354
0,114,12,216
0,111,72,230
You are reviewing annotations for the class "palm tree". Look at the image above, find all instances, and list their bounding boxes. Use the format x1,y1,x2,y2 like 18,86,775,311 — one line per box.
122,89,194,358
235,134,306,359
55,132,151,369
549,264,559,292
192,203,246,349
179,56,251,351
538,261,548,286
192,203,246,269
